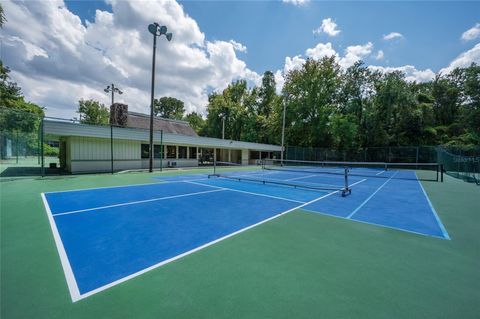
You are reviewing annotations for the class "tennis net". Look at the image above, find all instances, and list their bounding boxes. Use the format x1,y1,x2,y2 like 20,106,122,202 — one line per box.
263,159,443,182
209,161,352,196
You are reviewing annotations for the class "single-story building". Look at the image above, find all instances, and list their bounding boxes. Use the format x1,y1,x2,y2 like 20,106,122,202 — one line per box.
44,104,281,174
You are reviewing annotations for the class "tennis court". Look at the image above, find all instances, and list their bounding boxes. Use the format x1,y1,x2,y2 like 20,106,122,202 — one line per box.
41,161,449,302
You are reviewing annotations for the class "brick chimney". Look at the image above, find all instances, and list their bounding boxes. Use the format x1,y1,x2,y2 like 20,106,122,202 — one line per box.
110,103,128,127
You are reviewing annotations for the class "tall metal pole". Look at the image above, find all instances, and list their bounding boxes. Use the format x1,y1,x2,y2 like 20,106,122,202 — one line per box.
280,95,287,164
40,118,44,177
149,34,157,173
160,130,163,172
110,83,114,174
222,116,225,139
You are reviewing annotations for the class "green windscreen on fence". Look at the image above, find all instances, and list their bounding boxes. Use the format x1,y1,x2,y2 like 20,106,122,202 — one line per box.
437,147,480,185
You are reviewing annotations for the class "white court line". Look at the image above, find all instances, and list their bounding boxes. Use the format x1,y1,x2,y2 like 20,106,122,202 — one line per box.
375,170,386,175
185,180,306,204
42,175,367,302
74,187,341,302
41,193,81,302
44,180,205,194
52,189,226,217
346,171,399,219
286,174,319,181
415,172,451,240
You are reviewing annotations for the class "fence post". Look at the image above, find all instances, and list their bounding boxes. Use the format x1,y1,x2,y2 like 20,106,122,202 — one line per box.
160,130,163,172
415,146,419,164
110,124,114,174
40,118,45,177
16,130,19,164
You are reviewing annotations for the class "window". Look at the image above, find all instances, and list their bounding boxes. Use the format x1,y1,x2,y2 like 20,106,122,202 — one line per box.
167,145,176,159
154,145,164,158
141,144,164,159
141,144,149,159
178,146,187,159
250,151,260,160
189,147,197,159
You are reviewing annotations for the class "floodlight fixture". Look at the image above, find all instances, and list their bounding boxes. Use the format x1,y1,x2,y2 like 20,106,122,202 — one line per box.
148,23,157,35
147,22,173,173
159,25,167,35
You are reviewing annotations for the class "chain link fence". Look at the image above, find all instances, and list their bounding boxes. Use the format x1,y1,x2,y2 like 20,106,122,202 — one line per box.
437,147,480,185
285,145,438,163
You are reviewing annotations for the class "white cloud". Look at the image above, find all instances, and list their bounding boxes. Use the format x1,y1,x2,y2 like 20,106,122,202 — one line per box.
383,32,404,41
339,42,373,68
461,23,480,41
1,0,259,118
375,50,384,60
368,65,435,83
284,55,306,73
229,40,247,53
305,42,338,60
313,18,341,37
282,0,310,6
440,43,480,74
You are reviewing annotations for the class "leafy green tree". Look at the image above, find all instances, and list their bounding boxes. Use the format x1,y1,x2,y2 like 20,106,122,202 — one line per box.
0,3,6,28
77,99,109,125
184,112,205,134
282,56,341,147
0,61,44,132
257,71,276,117
330,113,358,149
154,97,185,120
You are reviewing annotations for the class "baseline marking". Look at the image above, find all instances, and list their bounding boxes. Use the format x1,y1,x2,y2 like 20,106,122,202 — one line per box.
41,193,81,302
301,208,448,240
415,173,451,240
346,171,399,219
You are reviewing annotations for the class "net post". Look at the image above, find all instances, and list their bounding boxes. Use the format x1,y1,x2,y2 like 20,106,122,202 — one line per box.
342,166,351,197
213,158,217,176
440,164,444,182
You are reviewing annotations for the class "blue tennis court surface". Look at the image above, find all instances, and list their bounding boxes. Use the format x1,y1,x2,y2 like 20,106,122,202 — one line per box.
42,166,449,301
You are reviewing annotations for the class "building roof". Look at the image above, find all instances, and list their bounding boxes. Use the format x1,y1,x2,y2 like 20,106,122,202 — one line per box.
44,119,281,152
127,112,198,137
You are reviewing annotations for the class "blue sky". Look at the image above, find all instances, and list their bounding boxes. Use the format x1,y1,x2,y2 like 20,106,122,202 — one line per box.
65,1,479,74
2,0,479,118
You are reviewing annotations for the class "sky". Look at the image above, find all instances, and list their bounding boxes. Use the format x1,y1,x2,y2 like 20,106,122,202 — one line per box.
1,0,479,119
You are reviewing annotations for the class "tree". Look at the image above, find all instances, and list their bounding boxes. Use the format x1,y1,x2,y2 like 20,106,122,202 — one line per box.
0,61,44,132
154,97,185,120
0,3,6,28
282,56,341,147
184,112,205,134
77,99,109,125
257,71,277,117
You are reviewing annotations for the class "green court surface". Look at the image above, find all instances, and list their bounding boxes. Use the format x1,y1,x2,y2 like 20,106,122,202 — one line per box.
1,170,479,318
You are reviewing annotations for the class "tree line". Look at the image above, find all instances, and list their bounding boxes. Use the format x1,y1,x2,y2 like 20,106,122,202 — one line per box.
198,57,479,149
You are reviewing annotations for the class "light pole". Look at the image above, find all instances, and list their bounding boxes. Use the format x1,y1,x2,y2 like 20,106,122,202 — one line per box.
148,23,172,173
280,93,288,164
219,113,226,139
104,84,123,174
